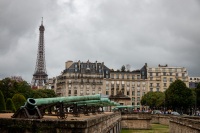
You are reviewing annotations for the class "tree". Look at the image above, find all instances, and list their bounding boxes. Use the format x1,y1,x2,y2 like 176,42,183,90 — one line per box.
141,91,165,109
12,94,26,110
121,65,126,72
165,79,195,111
32,89,57,98
14,81,33,99
6,98,16,112
0,78,16,100
0,90,6,112
0,78,33,100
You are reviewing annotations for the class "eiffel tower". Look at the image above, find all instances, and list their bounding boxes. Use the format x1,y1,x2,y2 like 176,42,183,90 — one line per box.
32,18,48,88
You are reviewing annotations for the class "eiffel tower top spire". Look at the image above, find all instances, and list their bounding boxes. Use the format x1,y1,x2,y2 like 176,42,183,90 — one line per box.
32,19,48,88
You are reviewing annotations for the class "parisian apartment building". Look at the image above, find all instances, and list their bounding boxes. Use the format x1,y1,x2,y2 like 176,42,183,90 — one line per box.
189,77,200,88
48,60,189,108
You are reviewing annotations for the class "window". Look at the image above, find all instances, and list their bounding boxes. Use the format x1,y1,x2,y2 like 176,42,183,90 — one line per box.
127,75,129,79
74,90,77,94
150,88,153,92
163,77,167,82
170,78,173,82
150,83,153,87
106,91,109,95
137,75,140,79
121,74,124,79
164,83,167,87
116,74,119,79
157,83,160,87
132,91,135,96
137,82,140,86
68,90,71,94
111,74,114,79
156,73,159,76
150,73,153,76
132,97,135,101
137,91,140,96
132,75,135,80
137,97,140,101
106,70,108,74
156,88,159,92
163,72,166,76
127,91,129,95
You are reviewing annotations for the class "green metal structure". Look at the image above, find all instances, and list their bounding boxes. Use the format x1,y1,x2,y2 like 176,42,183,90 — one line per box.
12,94,119,119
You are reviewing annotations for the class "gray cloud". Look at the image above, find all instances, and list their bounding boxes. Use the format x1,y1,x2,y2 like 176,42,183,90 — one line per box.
0,0,200,82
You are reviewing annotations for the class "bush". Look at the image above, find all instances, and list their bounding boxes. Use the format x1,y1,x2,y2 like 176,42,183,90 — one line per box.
6,98,16,112
0,90,6,112
12,94,26,110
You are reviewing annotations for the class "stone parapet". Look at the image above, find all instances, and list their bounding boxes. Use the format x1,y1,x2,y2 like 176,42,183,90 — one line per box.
121,113,152,129
0,112,121,133
151,114,170,125
169,116,200,133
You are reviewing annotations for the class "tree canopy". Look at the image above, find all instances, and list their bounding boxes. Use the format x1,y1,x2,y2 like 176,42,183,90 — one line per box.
6,98,16,112
12,93,26,110
0,77,57,100
141,91,165,109
0,90,6,112
165,79,195,110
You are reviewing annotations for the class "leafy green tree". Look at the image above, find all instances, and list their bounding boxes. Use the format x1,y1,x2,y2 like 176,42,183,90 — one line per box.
0,78,33,99
14,81,33,99
0,90,6,112
165,79,195,111
12,94,26,110
32,89,57,98
141,91,165,109
0,78,16,100
6,98,16,112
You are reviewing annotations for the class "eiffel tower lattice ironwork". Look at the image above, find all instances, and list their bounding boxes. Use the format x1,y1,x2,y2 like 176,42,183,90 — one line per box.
32,18,48,88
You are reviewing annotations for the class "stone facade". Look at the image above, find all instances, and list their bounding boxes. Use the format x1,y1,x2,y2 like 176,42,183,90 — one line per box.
147,64,189,92
50,61,189,109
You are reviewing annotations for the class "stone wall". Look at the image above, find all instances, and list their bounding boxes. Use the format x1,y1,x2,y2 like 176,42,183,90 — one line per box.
169,116,200,133
151,114,170,125
0,113,121,133
121,113,151,129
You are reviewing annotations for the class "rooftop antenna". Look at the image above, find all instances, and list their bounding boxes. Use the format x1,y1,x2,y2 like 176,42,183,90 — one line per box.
41,17,43,25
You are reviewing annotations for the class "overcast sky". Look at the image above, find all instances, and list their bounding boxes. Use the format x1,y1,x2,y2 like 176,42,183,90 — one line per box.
0,0,200,83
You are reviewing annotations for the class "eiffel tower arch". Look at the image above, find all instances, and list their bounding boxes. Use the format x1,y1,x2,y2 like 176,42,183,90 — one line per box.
32,18,48,88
